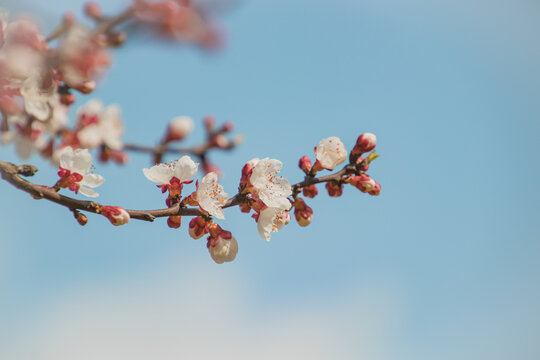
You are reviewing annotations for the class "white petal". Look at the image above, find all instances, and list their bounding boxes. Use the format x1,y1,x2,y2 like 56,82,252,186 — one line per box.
142,163,174,184
78,186,99,198
257,207,288,242
197,172,228,219
316,136,347,170
70,148,93,174
81,173,105,188
58,146,74,168
173,155,199,182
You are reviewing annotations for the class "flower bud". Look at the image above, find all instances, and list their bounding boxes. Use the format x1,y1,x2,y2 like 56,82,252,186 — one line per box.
101,206,130,226
302,184,318,198
298,155,312,174
349,175,376,193
352,133,376,155
355,156,369,172
107,31,127,47
167,215,182,228
165,116,193,142
189,216,209,239
369,181,381,196
74,211,88,226
207,225,238,264
72,80,96,94
325,181,343,197
293,198,313,227
204,116,215,130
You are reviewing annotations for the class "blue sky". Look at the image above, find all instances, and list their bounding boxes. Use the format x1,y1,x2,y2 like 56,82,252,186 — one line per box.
1,0,539,359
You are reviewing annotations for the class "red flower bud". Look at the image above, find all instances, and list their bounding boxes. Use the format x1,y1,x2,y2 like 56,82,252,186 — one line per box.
298,155,312,174
302,184,318,198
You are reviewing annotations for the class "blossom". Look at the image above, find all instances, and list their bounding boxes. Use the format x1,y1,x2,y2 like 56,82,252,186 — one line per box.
101,206,130,226
293,198,313,227
249,158,292,210
58,25,110,87
196,172,228,219
315,136,347,170
20,72,55,121
143,155,199,185
349,175,380,195
257,207,291,241
76,99,124,150
2,114,47,159
57,146,105,197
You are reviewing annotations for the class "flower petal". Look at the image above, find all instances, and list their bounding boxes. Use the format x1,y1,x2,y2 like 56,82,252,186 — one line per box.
173,155,199,182
69,148,93,174
79,186,99,198
197,172,228,219
81,173,105,188
142,163,174,184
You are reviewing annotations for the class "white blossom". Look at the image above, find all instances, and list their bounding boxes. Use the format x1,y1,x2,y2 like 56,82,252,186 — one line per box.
20,72,55,121
196,172,228,219
59,146,105,197
143,155,199,184
208,235,238,264
77,99,124,150
315,136,347,170
257,207,291,241
249,158,292,209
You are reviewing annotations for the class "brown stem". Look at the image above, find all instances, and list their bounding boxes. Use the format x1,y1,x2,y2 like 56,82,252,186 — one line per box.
0,160,358,224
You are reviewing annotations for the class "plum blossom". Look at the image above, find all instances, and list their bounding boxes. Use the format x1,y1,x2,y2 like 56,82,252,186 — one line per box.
257,207,291,241
2,114,47,159
352,133,376,156
249,158,292,210
315,136,347,171
143,155,198,198
196,172,228,219
58,25,110,87
76,99,124,150
20,72,55,121
57,146,105,197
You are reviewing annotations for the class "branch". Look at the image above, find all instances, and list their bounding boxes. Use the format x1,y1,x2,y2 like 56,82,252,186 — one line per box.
0,160,356,223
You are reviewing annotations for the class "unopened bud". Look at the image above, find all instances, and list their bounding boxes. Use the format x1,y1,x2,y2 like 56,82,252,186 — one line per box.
352,133,376,155
167,215,182,228
293,198,313,227
302,184,318,198
165,116,193,142
221,121,234,132
101,206,130,226
84,2,102,19
212,134,228,149
204,116,215,131
369,181,381,196
189,216,208,239
74,211,88,226
350,175,377,193
62,12,76,27
325,181,343,197
298,155,312,174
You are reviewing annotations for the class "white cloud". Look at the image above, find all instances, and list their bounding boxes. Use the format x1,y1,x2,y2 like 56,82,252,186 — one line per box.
0,259,402,360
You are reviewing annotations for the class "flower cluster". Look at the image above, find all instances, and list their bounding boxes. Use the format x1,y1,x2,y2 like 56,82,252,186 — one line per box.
0,2,383,266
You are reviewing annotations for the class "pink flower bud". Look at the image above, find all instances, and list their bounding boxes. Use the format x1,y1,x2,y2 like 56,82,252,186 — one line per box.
72,81,96,94
352,133,376,155
74,212,88,226
325,181,343,197
165,116,193,142
298,155,312,174
293,198,313,227
60,92,76,106
369,181,381,196
101,206,130,226
349,175,376,193
167,215,182,228
189,216,209,239
302,184,318,198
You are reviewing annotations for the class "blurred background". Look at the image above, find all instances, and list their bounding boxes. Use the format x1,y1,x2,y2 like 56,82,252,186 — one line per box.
1,0,539,359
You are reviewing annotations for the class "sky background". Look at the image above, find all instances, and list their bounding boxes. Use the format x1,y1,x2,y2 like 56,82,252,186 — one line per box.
1,0,539,359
